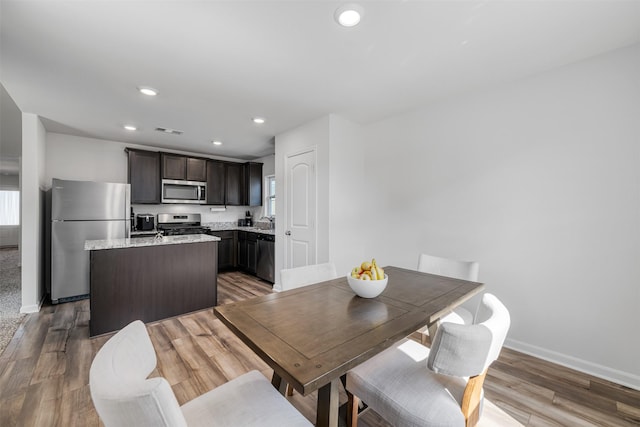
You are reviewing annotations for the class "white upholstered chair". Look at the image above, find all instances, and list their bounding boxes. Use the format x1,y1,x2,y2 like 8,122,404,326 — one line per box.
346,293,510,427
417,253,480,343
90,320,312,427
279,262,337,291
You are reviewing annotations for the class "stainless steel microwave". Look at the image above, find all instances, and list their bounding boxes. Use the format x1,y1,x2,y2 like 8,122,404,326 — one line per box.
161,179,206,204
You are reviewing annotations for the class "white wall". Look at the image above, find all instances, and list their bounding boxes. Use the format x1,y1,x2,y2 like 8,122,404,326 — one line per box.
328,115,366,275
20,113,47,313
361,44,640,389
45,133,129,184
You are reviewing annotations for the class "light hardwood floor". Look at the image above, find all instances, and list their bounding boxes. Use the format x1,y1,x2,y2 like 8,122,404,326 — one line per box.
0,270,638,426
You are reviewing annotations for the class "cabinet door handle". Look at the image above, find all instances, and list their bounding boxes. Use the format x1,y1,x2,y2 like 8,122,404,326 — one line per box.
285,230,291,236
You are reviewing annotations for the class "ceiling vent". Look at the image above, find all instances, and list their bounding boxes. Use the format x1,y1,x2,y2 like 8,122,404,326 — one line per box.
155,127,183,135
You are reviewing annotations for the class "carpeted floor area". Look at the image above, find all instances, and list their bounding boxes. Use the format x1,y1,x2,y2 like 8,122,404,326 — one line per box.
0,247,24,356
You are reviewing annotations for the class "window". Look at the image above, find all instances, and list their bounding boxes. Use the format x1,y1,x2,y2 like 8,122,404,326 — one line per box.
264,175,275,218
0,191,20,225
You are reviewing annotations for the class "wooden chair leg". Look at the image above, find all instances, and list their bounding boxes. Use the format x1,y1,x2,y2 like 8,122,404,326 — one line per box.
286,383,294,396
346,391,359,427
461,370,487,427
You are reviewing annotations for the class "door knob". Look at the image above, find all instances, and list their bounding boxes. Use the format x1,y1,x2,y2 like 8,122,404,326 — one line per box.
285,230,291,236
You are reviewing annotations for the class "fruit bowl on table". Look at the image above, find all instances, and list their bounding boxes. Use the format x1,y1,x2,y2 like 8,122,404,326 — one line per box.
347,273,388,298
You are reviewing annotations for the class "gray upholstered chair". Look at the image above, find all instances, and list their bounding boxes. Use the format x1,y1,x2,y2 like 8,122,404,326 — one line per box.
90,320,312,427
346,293,510,427
279,262,337,291
416,253,480,343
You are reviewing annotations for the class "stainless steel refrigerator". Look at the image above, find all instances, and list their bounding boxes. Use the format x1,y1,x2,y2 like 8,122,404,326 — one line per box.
50,178,130,303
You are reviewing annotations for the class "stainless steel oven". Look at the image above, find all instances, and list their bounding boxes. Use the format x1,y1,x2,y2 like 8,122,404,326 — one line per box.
161,179,206,204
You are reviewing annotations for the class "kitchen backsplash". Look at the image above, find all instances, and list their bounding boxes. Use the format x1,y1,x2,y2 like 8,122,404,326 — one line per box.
131,204,263,224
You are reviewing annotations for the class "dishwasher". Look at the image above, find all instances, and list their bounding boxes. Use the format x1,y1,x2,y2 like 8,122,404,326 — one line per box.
256,234,275,283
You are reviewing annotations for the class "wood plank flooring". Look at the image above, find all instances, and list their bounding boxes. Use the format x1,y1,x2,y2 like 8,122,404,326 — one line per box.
0,270,638,426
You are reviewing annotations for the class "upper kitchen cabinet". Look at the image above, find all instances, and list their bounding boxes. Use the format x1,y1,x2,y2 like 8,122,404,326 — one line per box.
244,162,263,207
225,162,244,206
126,149,160,204
206,160,226,205
187,157,207,181
161,153,207,182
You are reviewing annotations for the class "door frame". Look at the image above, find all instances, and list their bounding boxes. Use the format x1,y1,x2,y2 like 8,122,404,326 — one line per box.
283,146,318,271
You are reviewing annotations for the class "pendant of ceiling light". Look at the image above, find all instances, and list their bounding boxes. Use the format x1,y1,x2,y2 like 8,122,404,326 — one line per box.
334,3,363,27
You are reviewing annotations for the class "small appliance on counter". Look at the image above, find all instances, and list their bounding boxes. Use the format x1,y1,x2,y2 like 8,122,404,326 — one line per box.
238,218,252,227
244,210,253,227
136,214,155,231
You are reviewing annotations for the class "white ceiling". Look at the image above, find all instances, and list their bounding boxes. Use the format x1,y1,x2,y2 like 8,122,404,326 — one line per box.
1,0,639,161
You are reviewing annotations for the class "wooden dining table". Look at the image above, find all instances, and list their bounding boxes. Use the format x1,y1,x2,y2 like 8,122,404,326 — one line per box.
214,266,485,427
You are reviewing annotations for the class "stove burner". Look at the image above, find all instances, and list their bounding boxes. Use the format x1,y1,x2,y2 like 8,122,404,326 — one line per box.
155,213,208,236
157,224,209,236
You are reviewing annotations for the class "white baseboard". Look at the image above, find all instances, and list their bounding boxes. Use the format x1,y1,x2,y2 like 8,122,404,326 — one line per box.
20,296,44,314
20,304,39,314
505,338,640,391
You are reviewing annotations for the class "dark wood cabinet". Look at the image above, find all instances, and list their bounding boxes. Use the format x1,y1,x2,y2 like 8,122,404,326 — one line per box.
162,153,186,180
223,161,263,206
128,150,261,207
225,162,245,206
246,233,258,274
206,160,226,205
187,157,207,182
208,230,236,270
244,162,263,206
237,231,247,269
89,241,218,336
162,153,207,181
127,149,161,204
237,231,258,274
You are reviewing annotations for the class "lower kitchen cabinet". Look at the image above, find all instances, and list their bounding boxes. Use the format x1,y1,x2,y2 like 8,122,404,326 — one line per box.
246,233,257,274
237,231,258,274
208,230,236,269
237,231,248,269
210,229,271,279
89,240,217,336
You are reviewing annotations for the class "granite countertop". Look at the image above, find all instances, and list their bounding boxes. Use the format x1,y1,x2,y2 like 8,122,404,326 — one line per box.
130,229,158,236
85,234,220,251
203,223,276,236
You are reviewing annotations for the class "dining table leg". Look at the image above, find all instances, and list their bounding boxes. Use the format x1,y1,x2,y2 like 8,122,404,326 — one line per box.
316,378,340,427
270,371,288,395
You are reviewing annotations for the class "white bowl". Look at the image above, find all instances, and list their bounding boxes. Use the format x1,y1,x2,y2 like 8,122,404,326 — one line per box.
347,273,388,298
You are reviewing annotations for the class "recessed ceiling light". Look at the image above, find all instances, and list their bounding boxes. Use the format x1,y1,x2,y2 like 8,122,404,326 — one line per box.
138,86,158,96
212,140,223,146
124,125,137,131
252,117,265,124
335,4,363,27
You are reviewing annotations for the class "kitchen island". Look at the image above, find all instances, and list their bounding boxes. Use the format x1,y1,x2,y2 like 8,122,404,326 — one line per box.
85,234,220,336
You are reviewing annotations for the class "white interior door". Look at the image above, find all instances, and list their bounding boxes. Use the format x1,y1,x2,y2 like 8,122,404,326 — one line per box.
284,148,317,269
